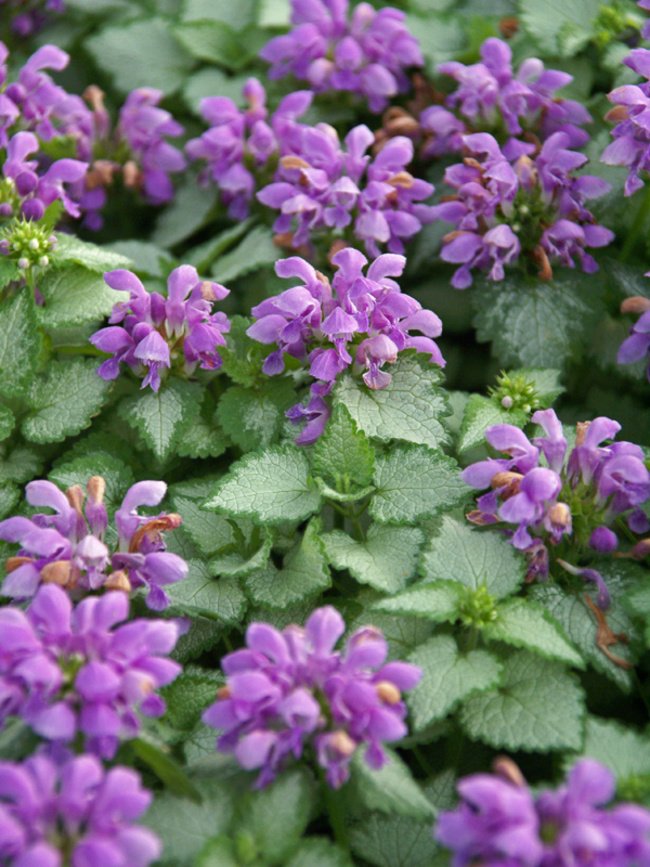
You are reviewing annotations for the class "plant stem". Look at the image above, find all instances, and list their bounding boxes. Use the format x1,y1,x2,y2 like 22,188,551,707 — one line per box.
323,781,351,854
621,182,650,262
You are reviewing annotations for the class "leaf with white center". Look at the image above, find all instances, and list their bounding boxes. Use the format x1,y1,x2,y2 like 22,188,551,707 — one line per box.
244,520,330,607
0,292,42,398
483,598,584,667
209,523,274,579
421,515,525,600
373,580,464,623
51,234,135,272
519,0,600,55
458,394,529,454
286,838,354,867
574,716,650,789
216,379,296,453
333,354,451,449
350,747,436,821
313,403,375,491
175,417,228,459
0,405,14,444
460,650,585,752
166,560,246,623
407,635,502,731
22,359,111,444
323,524,423,594
370,445,469,525
170,493,237,556
203,443,322,524
118,380,203,461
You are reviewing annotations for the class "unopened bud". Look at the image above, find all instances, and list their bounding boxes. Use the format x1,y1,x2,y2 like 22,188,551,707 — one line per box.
87,475,106,505
217,685,231,700
492,756,527,787
83,84,106,113
605,105,629,123
532,245,553,281
547,502,571,528
491,471,523,489
621,296,650,315
327,240,349,264
273,232,296,249
575,421,590,447
104,569,131,592
385,115,420,137
200,281,217,301
387,171,415,190
330,730,357,757
5,556,34,573
501,395,514,409
122,161,142,190
39,256,49,267
376,681,402,705
65,484,86,516
28,239,39,251
499,16,519,38
631,539,650,559
41,560,73,587
280,155,311,171
17,258,29,270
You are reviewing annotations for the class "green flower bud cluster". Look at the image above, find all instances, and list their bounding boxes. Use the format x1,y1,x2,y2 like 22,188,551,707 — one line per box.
489,370,540,414
0,218,57,271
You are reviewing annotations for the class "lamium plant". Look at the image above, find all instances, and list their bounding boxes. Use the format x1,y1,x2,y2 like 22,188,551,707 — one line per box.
1,2,650,865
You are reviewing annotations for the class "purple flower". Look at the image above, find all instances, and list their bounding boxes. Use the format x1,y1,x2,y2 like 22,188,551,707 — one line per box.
462,409,650,606
90,265,230,392
247,248,444,443
0,476,187,610
618,297,650,380
0,750,160,867
433,132,612,287
437,37,591,149
186,79,312,220
0,583,181,756
259,0,423,112
203,605,421,788
257,123,435,256
435,759,650,867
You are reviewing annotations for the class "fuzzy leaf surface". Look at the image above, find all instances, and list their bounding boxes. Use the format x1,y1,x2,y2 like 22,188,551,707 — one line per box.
166,560,246,623
351,747,436,821
313,403,375,491
217,379,296,453
458,394,529,454
0,293,42,398
118,380,203,461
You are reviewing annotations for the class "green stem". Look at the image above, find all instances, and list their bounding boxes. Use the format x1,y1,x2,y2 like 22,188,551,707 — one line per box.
413,745,434,777
621,182,650,262
323,780,350,854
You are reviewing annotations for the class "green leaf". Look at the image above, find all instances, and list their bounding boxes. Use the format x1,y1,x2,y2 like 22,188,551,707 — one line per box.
175,417,228,459
22,359,111,444
182,0,258,29
460,650,585,752
323,524,423,594
458,394,529,454
471,271,605,368
0,257,20,289
0,405,14,444
350,747,436,821
373,580,464,623
347,598,436,659
349,811,439,867
118,380,203,461
244,519,330,607
152,176,215,247
236,770,316,865
194,836,238,867
0,292,42,398
286,838,354,867
519,0,600,55
169,494,237,557
313,403,375,492
131,737,202,802
143,779,235,865
576,716,650,785
162,666,222,731
530,565,637,691
166,560,247,622
173,20,257,70
102,240,173,278
203,443,322,524
0,445,44,485
421,515,526,600
86,18,195,95
218,315,269,388
185,219,254,272
36,265,128,328
514,367,565,406
483,598,585,667
405,12,465,66
0,484,20,522
48,453,134,513
333,354,450,449
209,522,274,578
370,445,469,525
212,225,280,283
217,379,296,452
183,68,249,115
51,234,135,273
172,617,223,664
407,635,502,731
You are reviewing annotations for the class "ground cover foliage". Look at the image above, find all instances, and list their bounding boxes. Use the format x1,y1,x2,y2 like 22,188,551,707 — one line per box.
3,0,650,864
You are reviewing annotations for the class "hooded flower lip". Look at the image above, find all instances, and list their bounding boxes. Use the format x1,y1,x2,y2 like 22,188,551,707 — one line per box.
247,249,444,443
0,751,161,867
203,605,421,789
91,265,231,393
0,584,180,757
259,0,423,112
461,408,650,608
0,476,187,610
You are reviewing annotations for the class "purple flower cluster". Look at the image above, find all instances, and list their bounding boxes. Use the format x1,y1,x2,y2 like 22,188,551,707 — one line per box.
258,123,435,257
436,759,650,867
202,605,421,789
0,0,64,38
259,0,423,112
435,37,591,149
90,265,231,393
186,78,312,221
247,248,444,443
619,296,650,379
0,477,187,610
601,48,650,196
0,583,180,757
0,750,160,867
432,132,613,288
461,409,650,606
